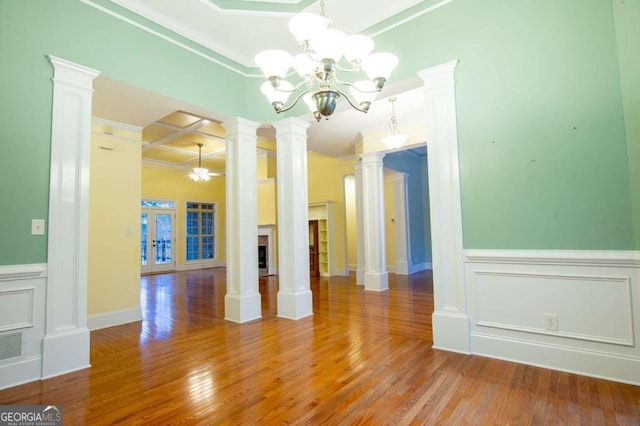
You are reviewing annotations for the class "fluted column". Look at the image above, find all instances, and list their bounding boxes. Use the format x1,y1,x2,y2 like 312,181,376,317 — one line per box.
274,117,313,319
223,117,261,323
354,160,365,285
361,152,389,291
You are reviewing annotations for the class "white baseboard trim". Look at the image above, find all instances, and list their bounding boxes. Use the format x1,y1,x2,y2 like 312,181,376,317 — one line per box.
432,310,471,354
472,332,640,386
42,328,91,379
409,262,431,274
0,356,41,391
176,261,224,271
88,307,143,330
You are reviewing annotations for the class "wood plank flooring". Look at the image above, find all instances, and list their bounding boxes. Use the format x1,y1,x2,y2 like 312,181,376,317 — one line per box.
1,269,639,425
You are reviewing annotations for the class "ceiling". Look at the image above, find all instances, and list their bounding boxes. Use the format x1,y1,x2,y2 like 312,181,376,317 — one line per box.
91,0,435,168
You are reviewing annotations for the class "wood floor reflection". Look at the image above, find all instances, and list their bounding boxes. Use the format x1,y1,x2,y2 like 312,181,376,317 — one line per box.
1,269,639,425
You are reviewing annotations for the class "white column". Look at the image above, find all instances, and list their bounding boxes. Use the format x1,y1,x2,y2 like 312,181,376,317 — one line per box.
418,61,470,353
223,117,261,323
361,152,389,291
354,160,365,285
274,117,313,319
43,56,99,378
392,173,410,275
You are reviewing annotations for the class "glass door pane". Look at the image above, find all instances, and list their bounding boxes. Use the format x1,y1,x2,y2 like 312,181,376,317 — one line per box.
155,213,172,265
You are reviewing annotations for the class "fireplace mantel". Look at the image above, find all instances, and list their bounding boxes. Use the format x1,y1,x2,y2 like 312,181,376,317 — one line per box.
258,225,276,275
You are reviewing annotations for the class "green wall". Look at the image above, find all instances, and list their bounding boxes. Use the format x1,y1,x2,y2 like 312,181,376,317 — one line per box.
375,0,634,249
0,0,249,265
612,0,640,249
0,0,636,266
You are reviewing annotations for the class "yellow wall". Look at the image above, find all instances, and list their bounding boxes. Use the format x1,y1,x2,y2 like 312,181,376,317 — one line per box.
88,125,141,315
257,153,277,180
142,163,226,265
307,152,354,274
258,179,277,225
344,176,357,268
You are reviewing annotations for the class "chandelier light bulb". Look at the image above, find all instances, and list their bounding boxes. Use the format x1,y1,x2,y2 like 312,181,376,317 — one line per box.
292,53,317,78
255,49,293,79
362,52,399,80
261,80,294,105
288,12,328,46
344,34,374,66
309,28,347,63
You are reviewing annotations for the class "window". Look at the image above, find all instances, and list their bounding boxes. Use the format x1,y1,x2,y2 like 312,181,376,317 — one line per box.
186,202,215,261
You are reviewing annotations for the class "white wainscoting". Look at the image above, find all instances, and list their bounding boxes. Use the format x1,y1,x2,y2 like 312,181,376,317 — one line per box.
0,264,47,390
465,250,640,385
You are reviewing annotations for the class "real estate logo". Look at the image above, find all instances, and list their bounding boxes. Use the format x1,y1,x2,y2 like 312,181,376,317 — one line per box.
0,405,62,426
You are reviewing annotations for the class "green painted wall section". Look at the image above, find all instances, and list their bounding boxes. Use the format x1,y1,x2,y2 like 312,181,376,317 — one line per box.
612,0,640,249
375,0,634,249
0,0,636,266
0,0,248,265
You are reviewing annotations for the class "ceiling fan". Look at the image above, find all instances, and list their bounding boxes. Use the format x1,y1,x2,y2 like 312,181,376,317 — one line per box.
188,143,220,182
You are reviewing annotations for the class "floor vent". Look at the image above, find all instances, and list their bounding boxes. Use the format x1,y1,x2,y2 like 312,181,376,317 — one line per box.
0,331,23,361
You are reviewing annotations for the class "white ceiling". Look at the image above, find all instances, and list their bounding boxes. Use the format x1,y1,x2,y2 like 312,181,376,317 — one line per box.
91,0,432,159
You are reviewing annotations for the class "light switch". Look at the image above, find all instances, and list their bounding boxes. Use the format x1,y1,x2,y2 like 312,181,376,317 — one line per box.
31,219,45,235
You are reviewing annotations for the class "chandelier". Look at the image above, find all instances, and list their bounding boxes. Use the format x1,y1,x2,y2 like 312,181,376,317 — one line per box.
381,97,407,149
255,0,399,121
189,143,210,182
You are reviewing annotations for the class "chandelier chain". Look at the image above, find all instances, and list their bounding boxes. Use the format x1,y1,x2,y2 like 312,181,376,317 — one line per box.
320,0,325,17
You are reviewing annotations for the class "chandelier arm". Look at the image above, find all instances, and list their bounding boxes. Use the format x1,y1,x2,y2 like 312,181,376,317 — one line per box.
275,88,312,114
334,78,380,94
334,88,367,113
274,80,309,93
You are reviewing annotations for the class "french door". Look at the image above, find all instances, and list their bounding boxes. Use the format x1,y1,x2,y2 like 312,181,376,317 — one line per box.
141,209,175,274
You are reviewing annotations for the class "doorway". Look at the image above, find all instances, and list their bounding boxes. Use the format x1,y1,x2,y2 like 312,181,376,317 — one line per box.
141,208,176,274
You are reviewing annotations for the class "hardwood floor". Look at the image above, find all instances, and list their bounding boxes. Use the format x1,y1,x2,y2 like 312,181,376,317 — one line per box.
1,269,639,425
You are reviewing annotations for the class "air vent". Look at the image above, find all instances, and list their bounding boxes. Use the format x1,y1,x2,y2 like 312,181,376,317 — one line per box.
0,331,23,361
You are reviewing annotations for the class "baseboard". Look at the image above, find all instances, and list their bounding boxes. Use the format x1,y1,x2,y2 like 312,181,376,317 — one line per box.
176,261,224,271
472,332,640,386
432,310,471,354
88,307,142,330
0,356,41,390
42,328,91,379
409,262,431,274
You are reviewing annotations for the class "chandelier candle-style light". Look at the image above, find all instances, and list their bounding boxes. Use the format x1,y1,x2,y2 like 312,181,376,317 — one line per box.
381,97,407,149
189,143,210,182
255,0,399,121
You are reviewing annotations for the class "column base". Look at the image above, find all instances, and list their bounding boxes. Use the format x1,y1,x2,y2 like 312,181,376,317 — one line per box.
42,328,90,379
364,271,389,291
432,310,471,354
356,268,365,286
225,293,262,323
277,290,313,320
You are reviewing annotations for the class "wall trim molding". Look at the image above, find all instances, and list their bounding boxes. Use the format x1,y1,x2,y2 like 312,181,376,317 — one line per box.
465,249,640,267
88,307,143,331
0,264,47,282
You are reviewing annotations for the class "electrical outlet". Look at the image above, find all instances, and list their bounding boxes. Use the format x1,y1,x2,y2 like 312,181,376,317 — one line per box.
31,219,45,236
544,313,558,331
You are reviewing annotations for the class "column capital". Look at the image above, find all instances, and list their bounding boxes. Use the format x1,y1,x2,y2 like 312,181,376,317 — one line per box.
418,59,458,90
360,151,386,165
273,117,310,136
222,117,260,137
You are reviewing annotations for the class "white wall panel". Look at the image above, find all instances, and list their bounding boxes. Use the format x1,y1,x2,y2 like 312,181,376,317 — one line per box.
0,264,46,390
465,250,640,385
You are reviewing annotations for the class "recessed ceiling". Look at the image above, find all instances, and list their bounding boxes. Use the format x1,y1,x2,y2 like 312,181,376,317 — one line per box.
91,0,440,163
